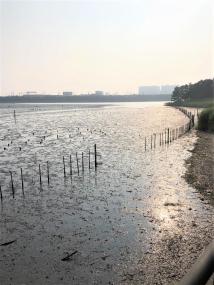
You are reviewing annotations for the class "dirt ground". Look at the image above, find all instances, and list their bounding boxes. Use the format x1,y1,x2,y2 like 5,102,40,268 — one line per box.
185,131,214,205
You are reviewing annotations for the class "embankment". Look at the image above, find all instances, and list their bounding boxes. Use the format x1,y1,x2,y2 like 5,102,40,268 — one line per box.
185,131,214,205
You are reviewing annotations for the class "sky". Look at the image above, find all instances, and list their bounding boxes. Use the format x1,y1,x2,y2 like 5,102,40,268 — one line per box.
0,0,213,95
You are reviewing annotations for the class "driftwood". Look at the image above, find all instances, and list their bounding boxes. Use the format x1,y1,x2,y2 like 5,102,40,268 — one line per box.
61,250,78,261
0,240,16,246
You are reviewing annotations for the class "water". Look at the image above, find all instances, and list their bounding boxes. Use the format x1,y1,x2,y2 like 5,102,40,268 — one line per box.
0,102,213,284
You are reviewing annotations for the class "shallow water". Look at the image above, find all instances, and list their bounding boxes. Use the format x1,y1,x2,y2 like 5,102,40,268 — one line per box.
0,103,213,284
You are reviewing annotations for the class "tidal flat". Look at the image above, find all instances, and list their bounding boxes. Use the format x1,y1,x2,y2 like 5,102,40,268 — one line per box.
0,102,213,285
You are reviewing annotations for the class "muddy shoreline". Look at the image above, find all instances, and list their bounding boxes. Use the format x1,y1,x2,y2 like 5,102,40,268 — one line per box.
0,105,213,285
185,131,214,206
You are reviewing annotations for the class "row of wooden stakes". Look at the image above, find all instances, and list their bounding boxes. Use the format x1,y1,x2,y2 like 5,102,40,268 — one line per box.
0,144,99,201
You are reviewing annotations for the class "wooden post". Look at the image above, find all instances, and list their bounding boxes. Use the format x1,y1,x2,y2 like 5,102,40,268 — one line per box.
63,156,66,178
144,137,147,151
47,161,50,185
0,185,2,202
94,144,97,169
10,171,14,198
69,155,72,176
154,134,156,148
88,150,91,169
159,133,161,146
81,152,84,173
192,114,195,127
39,164,42,187
167,128,170,144
76,152,79,175
151,135,152,149
20,168,24,196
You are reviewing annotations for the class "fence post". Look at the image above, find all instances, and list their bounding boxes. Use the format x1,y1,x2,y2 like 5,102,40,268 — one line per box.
76,152,80,175
63,156,66,178
21,168,24,196
10,171,15,198
0,185,2,201
47,161,50,185
69,155,72,177
94,144,97,169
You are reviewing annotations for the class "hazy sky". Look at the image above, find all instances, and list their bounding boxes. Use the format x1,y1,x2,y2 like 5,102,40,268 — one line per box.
0,0,213,95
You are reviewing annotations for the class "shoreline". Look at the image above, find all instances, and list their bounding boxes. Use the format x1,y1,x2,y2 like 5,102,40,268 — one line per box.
185,131,214,206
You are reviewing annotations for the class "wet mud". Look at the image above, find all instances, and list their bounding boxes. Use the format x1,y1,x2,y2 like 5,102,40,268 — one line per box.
0,103,213,285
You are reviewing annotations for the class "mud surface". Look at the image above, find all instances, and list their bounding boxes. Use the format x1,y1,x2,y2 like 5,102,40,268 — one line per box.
185,131,214,205
0,103,213,285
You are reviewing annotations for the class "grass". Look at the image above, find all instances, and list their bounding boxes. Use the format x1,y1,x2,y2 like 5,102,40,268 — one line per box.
197,107,214,132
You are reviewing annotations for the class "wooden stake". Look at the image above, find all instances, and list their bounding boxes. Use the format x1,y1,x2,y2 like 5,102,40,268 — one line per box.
0,185,2,201
88,150,91,169
81,152,84,172
63,156,66,178
69,155,72,176
76,152,80,175
39,164,42,187
167,128,170,144
20,168,24,196
47,161,50,185
94,144,97,169
144,137,147,151
10,171,14,198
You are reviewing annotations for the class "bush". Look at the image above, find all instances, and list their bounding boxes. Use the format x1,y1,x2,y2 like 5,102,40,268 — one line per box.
198,108,214,132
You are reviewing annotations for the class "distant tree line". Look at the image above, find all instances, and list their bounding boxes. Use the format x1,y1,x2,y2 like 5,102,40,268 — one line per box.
171,79,214,103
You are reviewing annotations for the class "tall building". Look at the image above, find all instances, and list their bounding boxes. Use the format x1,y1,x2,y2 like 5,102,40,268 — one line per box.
138,85,175,95
160,85,176,94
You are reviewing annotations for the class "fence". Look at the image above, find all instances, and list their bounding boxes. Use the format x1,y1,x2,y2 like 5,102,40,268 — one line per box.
0,144,99,201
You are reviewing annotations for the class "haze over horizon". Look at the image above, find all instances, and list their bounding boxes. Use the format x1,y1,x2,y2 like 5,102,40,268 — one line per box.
0,0,213,96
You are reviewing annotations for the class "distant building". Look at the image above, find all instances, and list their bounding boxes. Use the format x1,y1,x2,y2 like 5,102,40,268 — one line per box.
95,91,104,96
160,85,175,95
139,85,175,95
63,91,73,96
138,86,160,95
24,91,37,95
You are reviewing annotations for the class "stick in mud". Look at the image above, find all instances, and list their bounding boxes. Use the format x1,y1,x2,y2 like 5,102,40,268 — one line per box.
88,149,91,169
9,171,14,198
69,155,72,177
151,135,152,149
81,152,84,173
145,137,147,151
63,156,66,178
76,152,80,176
154,134,156,148
94,144,97,169
47,161,50,185
20,168,24,196
167,128,170,144
39,164,42,188
0,185,2,201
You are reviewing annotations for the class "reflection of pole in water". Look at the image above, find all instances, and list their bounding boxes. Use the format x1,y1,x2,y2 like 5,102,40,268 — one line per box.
13,110,16,124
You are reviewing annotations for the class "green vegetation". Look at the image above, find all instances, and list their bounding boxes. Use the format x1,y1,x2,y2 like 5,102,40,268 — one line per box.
198,108,214,132
170,79,214,108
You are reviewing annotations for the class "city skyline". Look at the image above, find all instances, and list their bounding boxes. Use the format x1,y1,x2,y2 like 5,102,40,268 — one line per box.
0,0,213,96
